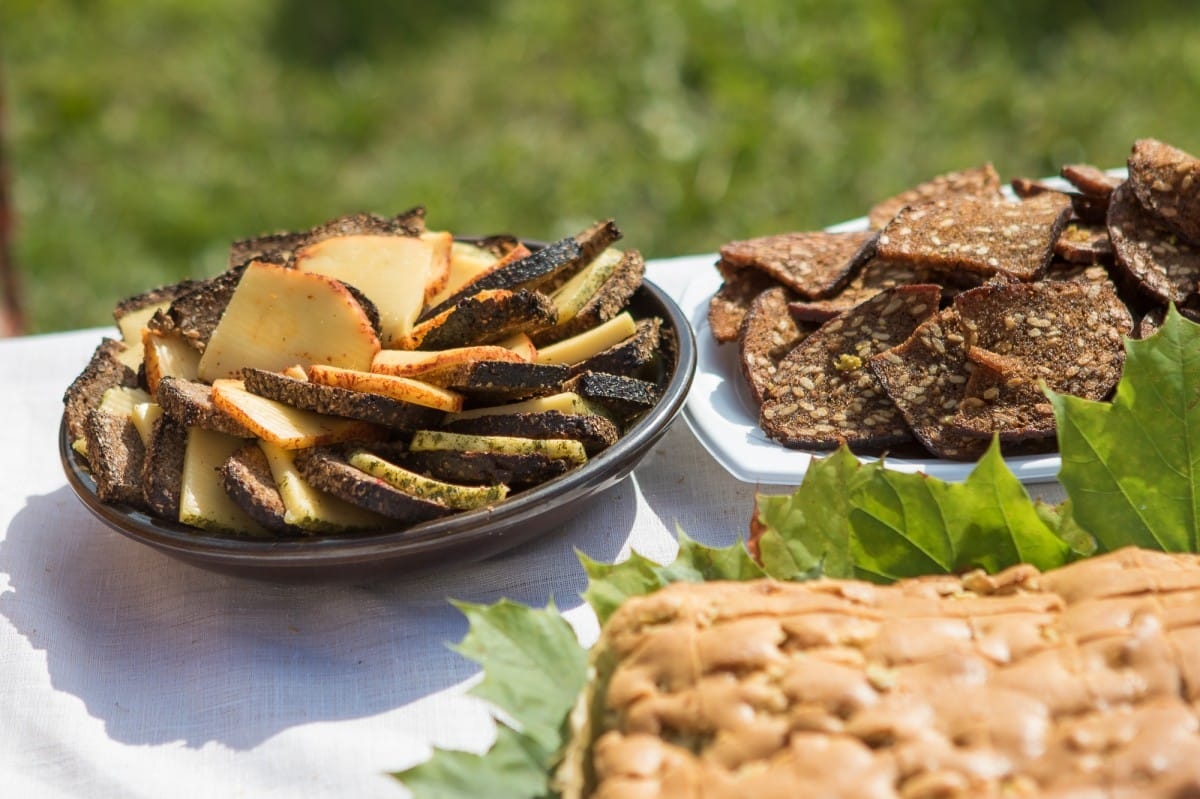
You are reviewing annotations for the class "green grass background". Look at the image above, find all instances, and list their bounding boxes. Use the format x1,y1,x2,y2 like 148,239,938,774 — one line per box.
4,0,1199,333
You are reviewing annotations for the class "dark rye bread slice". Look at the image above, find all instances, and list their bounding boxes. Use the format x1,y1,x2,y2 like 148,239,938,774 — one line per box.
562,371,662,419
737,285,812,406
425,360,570,402
532,249,646,345
758,284,941,452
294,447,453,524
867,163,1004,229
142,413,187,520
572,316,662,377
83,409,147,508
62,338,140,446
159,265,247,353
393,449,570,488
156,376,256,437
1053,221,1114,266
439,410,619,456
868,306,988,461
717,229,874,300
241,368,445,431
944,346,1058,443
1061,163,1123,199
219,442,303,536
875,192,1073,282
787,257,979,324
407,289,558,350
1106,180,1200,306
228,208,427,268
952,278,1131,402
1127,138,1200,244
707,264,778,343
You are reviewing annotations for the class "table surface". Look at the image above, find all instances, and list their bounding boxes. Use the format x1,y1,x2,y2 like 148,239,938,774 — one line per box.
0,254,1066,798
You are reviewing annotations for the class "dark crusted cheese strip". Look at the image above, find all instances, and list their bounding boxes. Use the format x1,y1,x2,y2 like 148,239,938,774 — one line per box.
418,360,569,402
242,368,445,432
573,317,661,377
1107,179,1200,306
758,285,939,452
1127,137,1200,244
707,265,779,343
563,548,1200,799
392,448,570,488
406,288,558,350
440,410,619,456
718,230,874,300
737,285,812,406
293,446,453,524
533,249,646,346
875,192,1072,282
563,371,662,419
866,163,1003,229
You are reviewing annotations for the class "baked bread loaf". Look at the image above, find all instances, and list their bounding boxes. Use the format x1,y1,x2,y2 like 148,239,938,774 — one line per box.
559,547,1200,798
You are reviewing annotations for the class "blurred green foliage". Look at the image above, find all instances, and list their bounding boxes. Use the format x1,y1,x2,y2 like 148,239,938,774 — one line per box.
3,0,1199,332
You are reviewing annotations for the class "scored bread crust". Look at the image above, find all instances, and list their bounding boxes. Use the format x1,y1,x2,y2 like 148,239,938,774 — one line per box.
561,547,1200,799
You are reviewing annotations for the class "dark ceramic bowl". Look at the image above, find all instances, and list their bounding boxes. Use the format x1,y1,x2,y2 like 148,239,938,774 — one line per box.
60,277,696,584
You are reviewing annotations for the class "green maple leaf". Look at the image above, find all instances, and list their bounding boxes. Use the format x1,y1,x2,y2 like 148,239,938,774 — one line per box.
757,440,1071,582
1051,305,1200,553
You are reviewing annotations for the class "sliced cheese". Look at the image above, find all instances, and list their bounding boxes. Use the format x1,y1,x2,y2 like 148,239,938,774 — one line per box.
259,441,389,533
348,449,508,510
142,326,201,395
550,247,623,323
97,385,153,418
535,311,638,365
130,401,164,447
371,344,528,377
210,378,384,449
198,261,381,382
294,234,439,347
408,430,587,466
444,391,605,422
178,427,269,536
307,364,464,412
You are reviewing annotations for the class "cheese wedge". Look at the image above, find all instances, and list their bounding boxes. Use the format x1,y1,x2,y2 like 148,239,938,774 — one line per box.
210,378,384,449
178,427,270,535
258,441,389,533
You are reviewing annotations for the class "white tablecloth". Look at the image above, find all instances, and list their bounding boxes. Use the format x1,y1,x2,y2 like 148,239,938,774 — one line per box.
0,256,1065,797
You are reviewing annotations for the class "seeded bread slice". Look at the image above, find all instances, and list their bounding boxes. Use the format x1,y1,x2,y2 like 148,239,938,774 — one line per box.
869,307,988,461
759,285,940,451
1108,180,1200,306
1127,138,1200,244
1061,163,1123,199
718,230,874,300
737,285,811,406
1053,221,1114,266
707,265,779,343
787,257,973,324
867,163,1004,229
83,409,147,508
951,278,1131,405
142,414,187,519
875,192,1072,282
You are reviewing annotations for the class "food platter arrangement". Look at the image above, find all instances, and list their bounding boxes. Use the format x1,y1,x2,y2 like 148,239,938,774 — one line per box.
58,136,1200,797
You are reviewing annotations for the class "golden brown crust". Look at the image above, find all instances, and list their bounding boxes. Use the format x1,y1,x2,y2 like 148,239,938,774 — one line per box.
867,163,1004,230
569,548,1200,799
